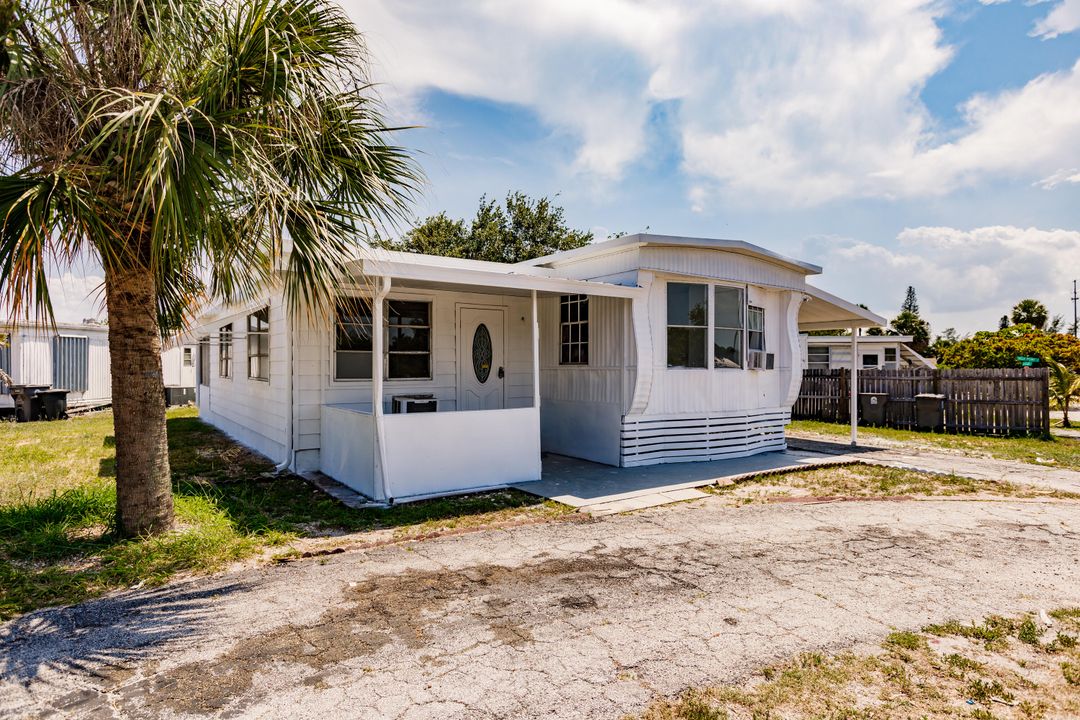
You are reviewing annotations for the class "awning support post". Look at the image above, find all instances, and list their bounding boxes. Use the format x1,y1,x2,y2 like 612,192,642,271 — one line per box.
531,289,540,409
373,276,392,501
850,328,858,446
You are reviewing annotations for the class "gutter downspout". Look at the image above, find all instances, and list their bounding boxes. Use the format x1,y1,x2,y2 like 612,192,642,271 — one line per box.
275,301,294,472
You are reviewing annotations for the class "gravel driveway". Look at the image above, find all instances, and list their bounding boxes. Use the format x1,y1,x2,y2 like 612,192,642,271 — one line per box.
2,496,1078,719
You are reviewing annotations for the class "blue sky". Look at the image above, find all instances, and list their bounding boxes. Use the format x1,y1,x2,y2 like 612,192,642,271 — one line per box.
48,0,1080,335
325,0,1080,336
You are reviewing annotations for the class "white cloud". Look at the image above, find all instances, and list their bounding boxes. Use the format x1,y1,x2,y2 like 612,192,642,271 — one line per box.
1032,0,1080,39
351,0,1080,208
806,226,1080,334
1035,167,1080,188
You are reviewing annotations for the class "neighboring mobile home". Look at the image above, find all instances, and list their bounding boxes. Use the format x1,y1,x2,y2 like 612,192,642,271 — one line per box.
0,322,199,412
193,233,884,503
802,335,933,371
0,321,112,411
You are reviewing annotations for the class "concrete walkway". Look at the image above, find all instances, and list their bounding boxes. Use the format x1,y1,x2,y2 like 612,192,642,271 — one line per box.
516,451,856,514
516,436,1080,514
3,497,1077,719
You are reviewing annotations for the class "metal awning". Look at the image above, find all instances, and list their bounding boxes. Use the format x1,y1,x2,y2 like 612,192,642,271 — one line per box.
799,284,886,331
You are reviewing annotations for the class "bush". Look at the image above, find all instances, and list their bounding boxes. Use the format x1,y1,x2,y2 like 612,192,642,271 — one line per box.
937,325,1080,371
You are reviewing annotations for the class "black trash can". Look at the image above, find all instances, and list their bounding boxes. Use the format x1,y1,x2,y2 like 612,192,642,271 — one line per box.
10,384,49,422
859,392,889,426
915,393,946,432
35,389,70,420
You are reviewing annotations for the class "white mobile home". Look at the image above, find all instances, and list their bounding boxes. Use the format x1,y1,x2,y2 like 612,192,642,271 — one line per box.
803,335,933,371
193,234,884,502
0,321,112,410
1,322,199,412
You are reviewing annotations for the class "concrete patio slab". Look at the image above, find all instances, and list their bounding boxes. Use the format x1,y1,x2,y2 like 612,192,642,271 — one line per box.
513,450,855,510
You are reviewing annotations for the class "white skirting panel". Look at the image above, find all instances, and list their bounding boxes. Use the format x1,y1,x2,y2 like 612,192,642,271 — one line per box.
620,408,789,467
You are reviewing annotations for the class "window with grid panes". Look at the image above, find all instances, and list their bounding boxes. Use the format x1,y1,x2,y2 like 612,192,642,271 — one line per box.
559,294,589,365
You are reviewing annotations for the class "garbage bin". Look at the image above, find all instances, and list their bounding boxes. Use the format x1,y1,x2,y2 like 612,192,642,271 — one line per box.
10,384,49,422
915,393,946,432
35,389,69,420
859,392,889,426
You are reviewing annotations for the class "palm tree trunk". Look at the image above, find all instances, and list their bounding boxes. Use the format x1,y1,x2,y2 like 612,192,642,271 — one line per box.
105,263,174,536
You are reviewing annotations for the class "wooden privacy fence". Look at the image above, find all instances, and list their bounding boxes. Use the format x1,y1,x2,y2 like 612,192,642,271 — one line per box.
793,367,1050,436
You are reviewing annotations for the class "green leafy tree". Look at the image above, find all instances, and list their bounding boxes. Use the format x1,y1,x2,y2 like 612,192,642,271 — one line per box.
1011,299,1049,330
0,0,418,535
999,315,1011,331
1047,358,1080,428
383,192,592,263
937,325,1080,372
928,327,962,357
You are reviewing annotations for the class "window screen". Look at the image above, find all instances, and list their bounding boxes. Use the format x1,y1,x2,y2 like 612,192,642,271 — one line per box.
219,324,233,378
386,300,431,379
713,286,744,369
335,298,373,380
199,337,210,386
559,295,589,365
53,335,88,392
247,308,270,380
667,283,708,368
807,345,830,370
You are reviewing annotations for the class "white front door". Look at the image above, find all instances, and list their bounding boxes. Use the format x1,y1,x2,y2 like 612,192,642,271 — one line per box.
457,306,506,411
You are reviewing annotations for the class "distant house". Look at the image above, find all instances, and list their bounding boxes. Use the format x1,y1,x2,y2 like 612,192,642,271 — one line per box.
802,335,932,371
192,233,884,503
0,321,198,412
0,321,112,411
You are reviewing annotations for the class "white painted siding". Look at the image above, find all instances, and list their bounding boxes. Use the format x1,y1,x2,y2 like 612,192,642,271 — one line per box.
196,297,291,464
196,286,537,470
802,338,915,370
640,276,792,417
639,247,805,290
538,294,630,464
0,325,112,406
161,344,197,387
539,247,641,283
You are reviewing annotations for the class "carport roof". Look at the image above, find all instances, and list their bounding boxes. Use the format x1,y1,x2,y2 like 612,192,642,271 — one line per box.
800,284,887,330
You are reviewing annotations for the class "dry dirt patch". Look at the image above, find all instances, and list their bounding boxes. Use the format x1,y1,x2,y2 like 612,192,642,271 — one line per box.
634,610,1080,719
120,550,647,716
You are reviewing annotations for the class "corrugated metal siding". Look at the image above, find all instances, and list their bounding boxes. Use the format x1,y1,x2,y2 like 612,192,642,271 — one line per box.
545,247,640,281
538,295,631,409
53,335,89,392
640,247,805,290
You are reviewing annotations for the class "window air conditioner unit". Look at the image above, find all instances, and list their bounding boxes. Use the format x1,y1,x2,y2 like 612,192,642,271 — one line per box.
747,351,775,370
391,394,438,413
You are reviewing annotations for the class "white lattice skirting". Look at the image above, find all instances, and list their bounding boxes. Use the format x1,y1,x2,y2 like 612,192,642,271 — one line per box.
620,408,789,467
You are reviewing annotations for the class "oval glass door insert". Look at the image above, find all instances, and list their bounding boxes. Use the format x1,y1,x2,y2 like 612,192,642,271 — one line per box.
472,323,492,383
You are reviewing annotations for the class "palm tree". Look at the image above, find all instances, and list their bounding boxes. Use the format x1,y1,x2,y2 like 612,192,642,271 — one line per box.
0,0,419,535
1011,299,1049,330
1047,359,1080,428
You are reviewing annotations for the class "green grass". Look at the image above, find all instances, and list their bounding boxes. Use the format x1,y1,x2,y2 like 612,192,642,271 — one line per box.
0,408,568,620
631,610,1080,719
788,418,1080,471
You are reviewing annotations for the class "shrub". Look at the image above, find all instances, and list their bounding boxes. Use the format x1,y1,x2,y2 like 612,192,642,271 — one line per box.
937,326,1080,371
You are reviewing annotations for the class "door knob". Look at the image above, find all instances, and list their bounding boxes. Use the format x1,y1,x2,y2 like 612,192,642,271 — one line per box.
497,366,505,379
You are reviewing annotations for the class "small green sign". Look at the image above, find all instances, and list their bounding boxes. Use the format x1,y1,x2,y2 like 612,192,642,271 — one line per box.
1016,355,1039,367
